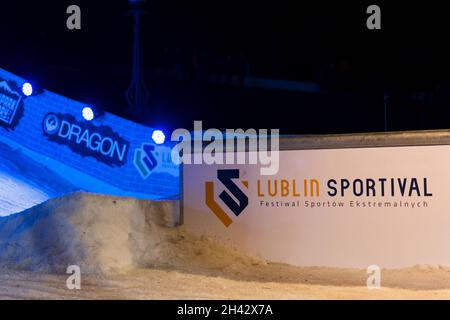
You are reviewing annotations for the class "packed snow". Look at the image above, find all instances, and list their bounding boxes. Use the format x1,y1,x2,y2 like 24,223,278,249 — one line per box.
0,191,449,299
0,141,77,216
0,192,181,274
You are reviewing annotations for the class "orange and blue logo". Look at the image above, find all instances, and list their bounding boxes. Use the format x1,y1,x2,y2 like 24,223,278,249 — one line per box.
205,169,248,227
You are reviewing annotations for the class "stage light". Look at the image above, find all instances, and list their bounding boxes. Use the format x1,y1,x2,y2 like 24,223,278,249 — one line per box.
82,107,95,121
152,130,166,145
22,82,33,96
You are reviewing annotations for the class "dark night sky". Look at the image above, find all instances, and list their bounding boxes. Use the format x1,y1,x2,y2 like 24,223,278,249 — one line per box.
2,1,450,134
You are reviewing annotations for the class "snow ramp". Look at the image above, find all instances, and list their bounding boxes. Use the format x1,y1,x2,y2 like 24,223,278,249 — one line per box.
0,193,179,274
0,192,263,274
0,142,77,216
0,67,180,216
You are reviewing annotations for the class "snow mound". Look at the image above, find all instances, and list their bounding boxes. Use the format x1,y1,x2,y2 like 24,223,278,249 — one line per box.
0,192,262,275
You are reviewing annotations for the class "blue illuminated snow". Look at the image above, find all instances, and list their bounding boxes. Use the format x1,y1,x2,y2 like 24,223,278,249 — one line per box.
0,141,77,216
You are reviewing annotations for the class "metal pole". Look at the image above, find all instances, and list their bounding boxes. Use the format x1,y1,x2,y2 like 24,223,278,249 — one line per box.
126,0,149,117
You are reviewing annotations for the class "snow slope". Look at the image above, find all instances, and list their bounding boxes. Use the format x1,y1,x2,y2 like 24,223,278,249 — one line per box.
0,141,77,216
0,137,261,280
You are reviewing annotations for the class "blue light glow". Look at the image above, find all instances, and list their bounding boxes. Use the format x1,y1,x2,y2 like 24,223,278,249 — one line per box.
82,107,95,121
152,130,166,145
22,82,33,96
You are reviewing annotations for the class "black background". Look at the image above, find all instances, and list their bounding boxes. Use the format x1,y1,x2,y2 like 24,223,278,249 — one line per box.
2,1,450,135
0,300,443,318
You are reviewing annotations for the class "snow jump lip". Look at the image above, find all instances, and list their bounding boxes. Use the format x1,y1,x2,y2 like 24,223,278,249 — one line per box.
0,67,180,212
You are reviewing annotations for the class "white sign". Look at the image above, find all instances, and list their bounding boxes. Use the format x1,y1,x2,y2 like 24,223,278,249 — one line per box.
183,145,450,268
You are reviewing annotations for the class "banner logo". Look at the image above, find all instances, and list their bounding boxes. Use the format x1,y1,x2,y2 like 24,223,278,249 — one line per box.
205,169,248,227
134,143,158,179
0,79,24,130
43,113,60,135
42,113,129,167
